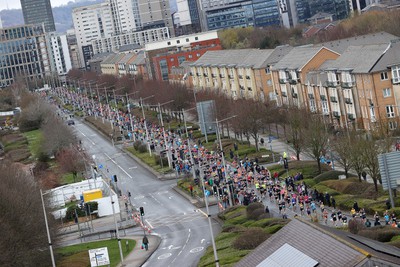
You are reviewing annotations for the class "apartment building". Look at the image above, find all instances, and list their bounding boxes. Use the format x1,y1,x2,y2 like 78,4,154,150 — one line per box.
138,0,175,36
271,46,340,107
20,0,56,32
100,54,125,75
144,31,220,80
190,47,292,102
48,33,72,76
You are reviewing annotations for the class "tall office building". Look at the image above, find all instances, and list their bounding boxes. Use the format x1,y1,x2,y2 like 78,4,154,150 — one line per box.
20,0,56,32
0,25,50,87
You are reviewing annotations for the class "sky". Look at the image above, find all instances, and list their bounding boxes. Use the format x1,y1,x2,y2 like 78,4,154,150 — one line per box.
0,0,71,10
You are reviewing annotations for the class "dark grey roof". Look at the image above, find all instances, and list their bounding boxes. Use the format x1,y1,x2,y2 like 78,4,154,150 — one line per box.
321,44,389,73
309,12,333,20
261,45,294,68
129,51,145,65
235,219,368,267
371,39,400,73
315,31,398,54
273,46,332,71
89,52,115,62
101,54,118,64
118,53,135,64
118,43,142,52
192,49,274,69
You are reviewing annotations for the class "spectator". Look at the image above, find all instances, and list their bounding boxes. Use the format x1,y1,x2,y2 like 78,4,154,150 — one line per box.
331,196,336,209
353,201,360,212
365,219,371,227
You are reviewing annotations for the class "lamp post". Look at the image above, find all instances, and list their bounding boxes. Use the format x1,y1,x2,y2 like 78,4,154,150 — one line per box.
111,194,124,265
199,162,220,267
40,189,56,267
158,100,174,168
140,95,155,155
216,115,237,207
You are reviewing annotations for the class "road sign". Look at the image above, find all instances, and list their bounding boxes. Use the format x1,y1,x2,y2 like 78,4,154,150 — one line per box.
378,152,400,191
89,247,110,267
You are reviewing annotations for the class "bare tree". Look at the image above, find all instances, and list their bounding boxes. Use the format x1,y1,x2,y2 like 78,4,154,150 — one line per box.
0,161,57,267
41,115,76,156
57,147,88,183
18,95,54,132
304,115,329,174
286,107,308,160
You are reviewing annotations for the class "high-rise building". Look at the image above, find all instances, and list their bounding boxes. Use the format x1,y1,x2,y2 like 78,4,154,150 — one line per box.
0,24,50,87
295,0,350,24
174,0,202,35
48,33,72,76
109,0,138,34
138,0,175,36
20,0,56,32
72,2,115,68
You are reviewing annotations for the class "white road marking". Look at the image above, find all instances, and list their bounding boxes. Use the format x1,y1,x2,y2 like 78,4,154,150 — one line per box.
149,193,163,206
129,166,138,169
189,247,204,253
104,152,132,179
157,253,172,260
201,239,205,244
134,195,144,199
169,229,191,266
197,209,208,217
76,128,95,145
145,219,154,229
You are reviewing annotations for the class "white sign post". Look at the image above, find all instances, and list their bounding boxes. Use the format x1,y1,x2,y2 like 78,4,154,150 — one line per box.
89,247,110,267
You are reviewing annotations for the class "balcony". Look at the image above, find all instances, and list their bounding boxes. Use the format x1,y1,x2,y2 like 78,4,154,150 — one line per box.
333,111,340,118
246,75,251,80
345,98,352,104
238,75,243,79
392,78,400,84
326,81,338,87
308,94,314,99
369,99,374,107
211,74,216,78
330,96,338,103
203,73,208,77
279,78,288,84
281,91,287,97
219,74,225,78
289,79,298,85
292,93,298,98
320,95,327,101
348,113,355,120
228,75,234,79
341,81,354,88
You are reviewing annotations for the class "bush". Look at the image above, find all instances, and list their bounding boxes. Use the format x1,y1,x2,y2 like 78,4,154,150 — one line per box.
222,225,246,233
247,208,265,220
314,170,345,183
154,155,168,167
232,228,270,250
348,217,365,234
246,202,264,214
6,148,31,162
65,204,86,221
358,227,400,242
138,143,148,153
133,141,141,150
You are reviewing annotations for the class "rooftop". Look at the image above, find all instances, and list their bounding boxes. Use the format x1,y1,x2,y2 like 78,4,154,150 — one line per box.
273,46,332,70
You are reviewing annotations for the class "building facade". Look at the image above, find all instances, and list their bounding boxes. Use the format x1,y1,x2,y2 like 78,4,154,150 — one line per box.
0,24,50,87
20,0,56,33
48,34,72,76
138,0,175,36
144,31,220,80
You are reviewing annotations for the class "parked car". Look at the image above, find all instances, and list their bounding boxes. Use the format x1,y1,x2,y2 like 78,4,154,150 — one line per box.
67,120,75,126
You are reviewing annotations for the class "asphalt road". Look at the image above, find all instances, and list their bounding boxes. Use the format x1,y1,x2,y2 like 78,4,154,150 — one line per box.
72,118,221,267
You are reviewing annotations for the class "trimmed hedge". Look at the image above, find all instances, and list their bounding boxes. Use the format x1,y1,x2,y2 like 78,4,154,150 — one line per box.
232,228,270,250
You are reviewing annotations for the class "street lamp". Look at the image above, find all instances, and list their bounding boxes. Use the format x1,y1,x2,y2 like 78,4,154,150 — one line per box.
216,115,237,207
158,100,175,168
40,189,56,267
199,162,220,267
140,95,155,155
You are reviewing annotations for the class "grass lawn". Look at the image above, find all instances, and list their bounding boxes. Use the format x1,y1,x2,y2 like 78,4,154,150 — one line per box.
198,206,288,267
56,239,136,267
62,173,84,184
23,129,42,158
125,147,172,174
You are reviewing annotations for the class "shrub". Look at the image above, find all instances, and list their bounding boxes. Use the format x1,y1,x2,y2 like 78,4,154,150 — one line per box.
133,141,141,150
138,144,148,153
257,213,272,220
65,205,85,221
232,228,270,250
348,218,365,234
246,202,264,214
222,225,246,233
265,224,284,234
247,208,265,220
358,227,400,242
154,155,168,167
314,170,346,183
6,148,31,162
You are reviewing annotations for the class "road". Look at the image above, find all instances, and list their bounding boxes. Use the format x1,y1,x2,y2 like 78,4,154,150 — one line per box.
73,118,221,267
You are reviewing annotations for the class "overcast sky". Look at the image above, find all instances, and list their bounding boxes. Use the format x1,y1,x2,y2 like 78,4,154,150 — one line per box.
0,0,70,11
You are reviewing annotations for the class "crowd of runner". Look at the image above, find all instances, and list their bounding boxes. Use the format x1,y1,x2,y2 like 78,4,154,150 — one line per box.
50,86,400,229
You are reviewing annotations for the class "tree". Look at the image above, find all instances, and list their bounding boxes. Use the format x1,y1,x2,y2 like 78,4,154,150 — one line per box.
346,132,366,182
0,161,57,267
331,132,354,178
57,147,88,183
18,95,54,132
286,107,308,160
304,115,329,174
41,115,76,156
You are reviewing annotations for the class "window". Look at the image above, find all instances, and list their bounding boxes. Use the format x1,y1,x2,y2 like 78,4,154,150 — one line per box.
392,66,400,84
195,37,198,40
383,88,391,97
267,80,272,86
321,101,329,114
386,105,395,118
389,121,398,130
370,106,376,121
176,40,180,44
167,41,171,45
381,72,388,80
170,58,174,62
309,99,316,112
188,54,192,59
